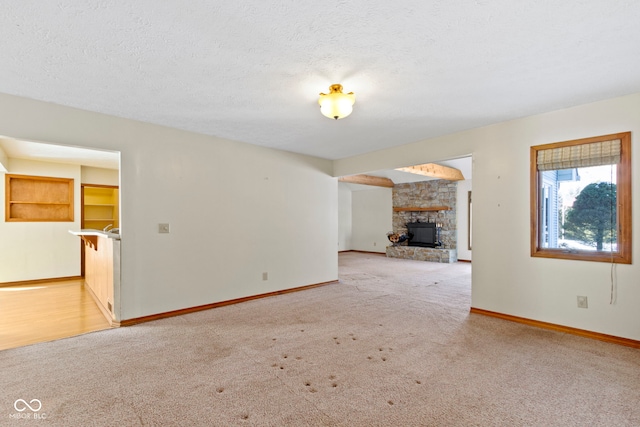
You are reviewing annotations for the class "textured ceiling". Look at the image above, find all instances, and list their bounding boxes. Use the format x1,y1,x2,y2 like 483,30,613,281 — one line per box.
1,1,640,160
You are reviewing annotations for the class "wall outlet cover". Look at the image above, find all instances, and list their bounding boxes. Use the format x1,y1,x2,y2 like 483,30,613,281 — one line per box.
577,295,588,308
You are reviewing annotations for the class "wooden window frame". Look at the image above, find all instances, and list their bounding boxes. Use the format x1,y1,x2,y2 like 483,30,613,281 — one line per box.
530,132,631,264
5,174,75,222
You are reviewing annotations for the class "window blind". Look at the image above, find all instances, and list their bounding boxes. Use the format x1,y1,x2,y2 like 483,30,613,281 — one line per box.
536,139,621,171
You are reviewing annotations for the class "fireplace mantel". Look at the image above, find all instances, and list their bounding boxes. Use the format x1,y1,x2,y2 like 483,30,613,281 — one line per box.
393,206,450,212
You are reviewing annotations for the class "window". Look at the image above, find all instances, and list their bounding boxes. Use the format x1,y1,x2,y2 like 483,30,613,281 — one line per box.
5,174,74,222
530,132,631,264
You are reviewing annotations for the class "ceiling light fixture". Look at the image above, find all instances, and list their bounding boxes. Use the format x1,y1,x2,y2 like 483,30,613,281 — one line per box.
318,84,355,120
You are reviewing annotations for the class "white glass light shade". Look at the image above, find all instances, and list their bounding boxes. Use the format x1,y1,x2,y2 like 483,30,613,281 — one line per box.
318,84,355,120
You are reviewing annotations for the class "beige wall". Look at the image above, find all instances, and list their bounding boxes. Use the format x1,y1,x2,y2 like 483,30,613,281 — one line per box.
0,93,338,321
351,187,392,253
81,166,119,186
0,159,82,282
337,183,352,251
335,93,640,341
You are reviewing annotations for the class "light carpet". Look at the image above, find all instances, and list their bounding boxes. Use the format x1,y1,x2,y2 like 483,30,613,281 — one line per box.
1,252,638,426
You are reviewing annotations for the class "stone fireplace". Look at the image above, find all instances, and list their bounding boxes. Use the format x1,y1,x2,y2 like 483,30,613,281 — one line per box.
386,180,457,263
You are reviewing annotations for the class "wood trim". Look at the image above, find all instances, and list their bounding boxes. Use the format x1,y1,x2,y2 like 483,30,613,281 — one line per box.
393,206,450,212
120,280,339,327
396,163,465,181
470,307,640,349
457,259,472,263
338,174,394,188
82,183,119,189
0,276,83,288
530,131,632,264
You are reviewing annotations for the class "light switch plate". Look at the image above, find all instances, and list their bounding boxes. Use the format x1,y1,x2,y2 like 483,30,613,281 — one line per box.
158,223,170,234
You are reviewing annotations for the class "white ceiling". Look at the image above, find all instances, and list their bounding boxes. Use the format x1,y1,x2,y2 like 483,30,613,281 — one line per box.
1,1,640,162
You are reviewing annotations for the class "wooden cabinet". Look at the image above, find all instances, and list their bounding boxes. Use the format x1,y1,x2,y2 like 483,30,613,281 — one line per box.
82,185,119,230
84,234,114,318
71,230,120,325
5,174,74,222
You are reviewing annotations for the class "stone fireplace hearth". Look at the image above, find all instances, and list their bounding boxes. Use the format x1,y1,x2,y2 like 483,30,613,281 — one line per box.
386,180,458,263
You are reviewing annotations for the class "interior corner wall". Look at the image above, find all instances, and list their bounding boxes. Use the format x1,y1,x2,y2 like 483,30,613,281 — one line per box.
0,158,82,282
351,187,392,253
0,93,337,320
0,145,8,172
338,183,352,251
334,92,640,341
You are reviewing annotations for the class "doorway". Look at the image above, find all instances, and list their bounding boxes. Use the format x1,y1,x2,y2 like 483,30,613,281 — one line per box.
0,136,120,348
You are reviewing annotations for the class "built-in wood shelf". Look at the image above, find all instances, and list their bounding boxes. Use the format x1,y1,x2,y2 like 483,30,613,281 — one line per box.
393,206,450,212
5,174,74,222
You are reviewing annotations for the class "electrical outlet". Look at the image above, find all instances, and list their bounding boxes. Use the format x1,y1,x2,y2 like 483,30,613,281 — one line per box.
158,223,170,233
577,295,588,309
262,272,268,281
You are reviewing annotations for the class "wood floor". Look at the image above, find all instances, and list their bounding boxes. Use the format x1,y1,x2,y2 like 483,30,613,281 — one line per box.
0,279,111,351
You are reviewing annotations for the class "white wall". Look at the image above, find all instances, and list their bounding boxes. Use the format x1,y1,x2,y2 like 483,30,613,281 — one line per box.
81,166,119,186
0,159,82,282
0,93,338,321
337,183,352,251
351,188,392,253
0,145,7,172
456,179,472,261
335,92,640,341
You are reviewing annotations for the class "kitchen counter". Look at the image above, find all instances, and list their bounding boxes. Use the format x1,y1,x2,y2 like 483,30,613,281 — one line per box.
69,229,121,326
69,229,119,251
